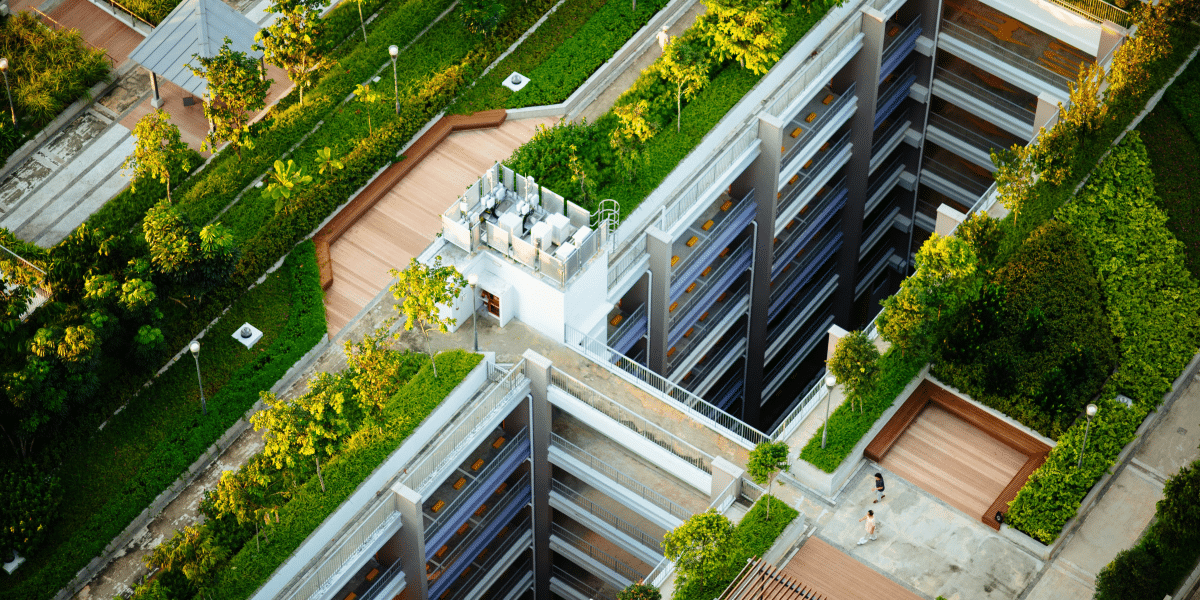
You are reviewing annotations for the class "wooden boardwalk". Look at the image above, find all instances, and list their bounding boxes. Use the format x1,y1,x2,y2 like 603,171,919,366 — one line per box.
323,115,558,334
782,537,922,600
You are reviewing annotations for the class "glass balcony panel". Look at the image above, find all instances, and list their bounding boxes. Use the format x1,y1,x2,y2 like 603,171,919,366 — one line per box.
880,15,923,83
933,57,1036,129
778,131,852,218
782,83,857,167
875,63,917,129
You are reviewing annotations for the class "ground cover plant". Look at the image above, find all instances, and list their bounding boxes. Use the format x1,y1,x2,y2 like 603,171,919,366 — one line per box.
665,495,798,600
126,348,481,600
0,241,326,599
0,12,110,165
506,0,841,218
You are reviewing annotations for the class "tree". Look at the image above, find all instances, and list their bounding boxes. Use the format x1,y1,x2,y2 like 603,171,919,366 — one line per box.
460,0,505,35
389,257,466,378
207,460,281,550
662,509,733,587
122,109,191,202
143,200,239,299
698,0,785,75
1062,62,1107,137
0,464,60,558
827,330,880,413
746,441,788,519
616,583,661,600
878,234,981,355
263,159,313,215
344,321,410,422
188,38,273,155
660,34,711,132
609,99,656,181
256,0,324,106
1107,1,1172,102
354,83,381,135
1154,459,1200,549
991,143,1035,229
253,387,352,493
143,525,227,589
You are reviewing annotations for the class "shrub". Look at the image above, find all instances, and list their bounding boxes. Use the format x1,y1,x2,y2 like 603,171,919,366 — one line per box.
0,464,60,558
618,583,662,600
672,496,797,600
827,330,880,412
1094,544,1163,600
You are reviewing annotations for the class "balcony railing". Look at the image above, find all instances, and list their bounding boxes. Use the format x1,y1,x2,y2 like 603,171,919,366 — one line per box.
357,558,406,600
608,233,648,289
561,326,769,447
764,311,834,399
773,185,846,280
553,565,615,600
779,131,852,213
552,523,646,583
429,485,532,598
771,367,829,441
880,17,923,83
552,479,665,551
769,17,864,119
425,428,531,545
939,20,1072,90
875,63,917,129
767,266,837,345
671,236,753,332
611,304,648,357
402,361,529,495
660,128,759,234
668,281,750,373
1049,0,1130,28
549,366,716,474
782,84,857,168
283,495,400,600
481,555,533,600
442,515,532,600
923,156,993,199
933,66,1035,127
928,112,1019,159
551,433,692,521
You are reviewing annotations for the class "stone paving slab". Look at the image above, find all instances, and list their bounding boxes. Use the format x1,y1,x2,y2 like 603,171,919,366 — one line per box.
1022,564,1094,600
1135,377,1200,479
15,134,133,241
1057,463,1164,577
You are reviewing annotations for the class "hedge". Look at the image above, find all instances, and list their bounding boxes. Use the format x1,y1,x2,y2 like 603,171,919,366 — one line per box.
1005,134,1200,543
1143,54,1200,277
0,242,327,600
673,496,798,600
205,351,483,600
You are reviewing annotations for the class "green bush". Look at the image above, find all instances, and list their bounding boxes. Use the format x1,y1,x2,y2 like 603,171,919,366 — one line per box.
673,495,798,600
1006,135,1200,544
86,151,202,234
0,242,326,600
933,221,1118,438
205,351,482,600
0,464,60,558
799,348,926,472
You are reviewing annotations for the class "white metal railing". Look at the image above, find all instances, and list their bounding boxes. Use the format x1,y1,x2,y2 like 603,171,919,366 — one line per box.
561,325,768,448
402,360,529,494
880,16,922,72
424,428,530,538
769,17,864,119
660,128,759,234
939,20,1072,89
608,233,648,289
552,479,665,550
285,495,399,600
710,475,740,515
552,524,646,583
549,367,716,475
553,565,614,600
551,433,692,521
1049,0,1131,28
781,83,857,168
772,367,830,442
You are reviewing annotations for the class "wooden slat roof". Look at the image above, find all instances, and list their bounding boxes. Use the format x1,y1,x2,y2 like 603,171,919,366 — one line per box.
129,0,263,97
719,558,828,600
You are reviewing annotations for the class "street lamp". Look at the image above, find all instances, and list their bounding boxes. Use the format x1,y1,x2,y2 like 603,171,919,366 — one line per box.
467,273,479,352
189,341,207,415
388,45,399,115
821,375,836,449
0,58,16,133
1077,403,1098,469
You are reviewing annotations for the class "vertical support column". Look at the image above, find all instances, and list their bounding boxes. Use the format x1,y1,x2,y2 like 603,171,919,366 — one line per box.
1033,92,1060,133
826,324,848,363
934,203,966,236
645,227,673,374
738,114,784,426
830,7,886,327
149,71,163,108
390,483,429,600
710,456,745,505
523,349,553,600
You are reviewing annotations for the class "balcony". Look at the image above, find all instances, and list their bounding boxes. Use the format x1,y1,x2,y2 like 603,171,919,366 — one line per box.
607,303,647,357
670,236,752,338
921,145,994,206
683,328,747,398
766,266,838,363
479,554,533,600
777,131,852,224
668,281,749,377
855,245,899,298
927,104,1023,170
932,59,1036,138
551,523,647,588
427,481,533,598
440,515,533,600
773,179,848,266
770,223,843,320
938,0,1095,99
870,117,912,174
859,201,903,259
764,309,835,401
865,158,906,217
552,564,616,600
781,83,858,169
550,479,665,566
875,62,917,129
670,191,756,301
423,428,531,554
880,15,923,83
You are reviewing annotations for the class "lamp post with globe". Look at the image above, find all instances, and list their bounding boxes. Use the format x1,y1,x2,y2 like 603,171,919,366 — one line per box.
0,58,16,132
1078,403,1098,469
388,45,399,114
189,341,207,415
467,273,479,352
821,375,836,449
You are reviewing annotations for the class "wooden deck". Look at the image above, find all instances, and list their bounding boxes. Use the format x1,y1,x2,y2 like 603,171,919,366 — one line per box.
321,115,558,334
865,380,1052,529
780,537,922,600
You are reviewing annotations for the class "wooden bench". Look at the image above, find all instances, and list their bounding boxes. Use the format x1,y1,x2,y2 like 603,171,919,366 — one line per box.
984,451,1048,530
863,385,930,463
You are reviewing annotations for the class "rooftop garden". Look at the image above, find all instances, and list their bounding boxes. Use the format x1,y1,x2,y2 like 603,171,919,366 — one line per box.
0,12,111,167
800,0,1200,545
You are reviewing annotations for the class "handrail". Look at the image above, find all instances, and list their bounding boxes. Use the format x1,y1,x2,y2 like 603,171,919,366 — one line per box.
284,495,399,600
441,514,532,600
670,236,753,329
402,360,529,494
933,66,1036,124
552,479,665,551
424,428,530,539
881,16,923,65
608,233,648,289
1048,0,1131,28
922,157,993,197
553,565,614,600
772,367,830,441
939,20,1072,89
660,128,759,234
98,0,156,27
928,112,1018,156
550,433,692,521
781,83,857,168
551,523,646,583
769,16,863,119
357,559,406,600
780,131,851,211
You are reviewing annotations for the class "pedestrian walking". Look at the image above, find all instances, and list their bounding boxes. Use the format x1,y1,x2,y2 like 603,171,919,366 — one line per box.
657,25,671,50
857,510,877,545
873,472,885,503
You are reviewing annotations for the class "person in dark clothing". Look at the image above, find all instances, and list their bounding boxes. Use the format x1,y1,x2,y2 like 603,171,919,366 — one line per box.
874,472,885,503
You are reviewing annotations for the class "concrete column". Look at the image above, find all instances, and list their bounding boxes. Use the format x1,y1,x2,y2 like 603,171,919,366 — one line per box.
826,324,848,364
645,227,673,374
711,456,746,504
736,113,785,426
1097,22,1124,64
830,7,886,327
935,203,967,237
1033,92,1060,133
522,349,553,600
390,483,428,600
149,71,163,108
